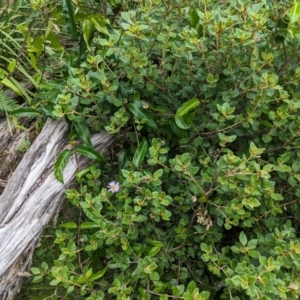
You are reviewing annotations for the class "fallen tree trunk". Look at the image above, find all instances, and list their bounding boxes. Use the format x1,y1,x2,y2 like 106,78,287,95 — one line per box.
0,118,115,300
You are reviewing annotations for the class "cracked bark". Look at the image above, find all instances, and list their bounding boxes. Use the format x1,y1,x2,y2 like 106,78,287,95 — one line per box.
0,118,115,300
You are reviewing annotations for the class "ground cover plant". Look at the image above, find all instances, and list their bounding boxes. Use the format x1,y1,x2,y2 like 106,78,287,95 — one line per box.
16,0,300,299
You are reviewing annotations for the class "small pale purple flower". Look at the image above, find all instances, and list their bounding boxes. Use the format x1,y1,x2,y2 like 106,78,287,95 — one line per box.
107,181,120,193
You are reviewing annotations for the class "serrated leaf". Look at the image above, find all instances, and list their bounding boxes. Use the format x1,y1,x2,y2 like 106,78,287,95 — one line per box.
175,98,200,117
128,101,157,129
132,139,148,167
73,121,92,147
76,145,104,161
9,108,41,117
54,149,72,183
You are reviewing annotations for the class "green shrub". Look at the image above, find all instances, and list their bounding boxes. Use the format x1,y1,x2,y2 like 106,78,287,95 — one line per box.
25,0,300,299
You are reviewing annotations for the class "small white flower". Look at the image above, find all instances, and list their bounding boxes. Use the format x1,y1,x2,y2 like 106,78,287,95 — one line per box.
107,181,120,193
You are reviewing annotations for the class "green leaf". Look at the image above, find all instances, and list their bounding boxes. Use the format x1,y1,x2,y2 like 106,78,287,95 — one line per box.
62,0,78,39
132,139,148,167
262,134,272,143
73,121,92,147
169,119,186,138
172,285,185,297
47,33,64,51
239,231,247,246
54,149,72,183
128,101,158,129
8,59,16,73
118,149,128,170
190,9,199,29
76,145,104,162
270,193,283,201
9,108,41,117
81,222,99,229
148,241,163,257
231,275,241,287
249,141,265,156
1,78,22,95
31,267,41,275
89,14,110,36
82,19,94,50
290,2,300,24
59,222,77,229
175,112,195,130
89,267,107,282
292,160,300,172
175,98,200,117
200,243,208,252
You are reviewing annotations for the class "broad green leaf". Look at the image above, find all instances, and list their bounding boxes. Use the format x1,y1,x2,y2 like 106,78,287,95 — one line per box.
249,141,265,156
190,9,199,29
28,53,37,71
31,36,44,57
270,193,283,201
172,285,185,297
239,231,247,246
89,14,110,36
80,222,100,229
76,164,97,180
54,149,72,183
59,222,77,229
82,19,93,49
9,108,41,117
47,33,64,51
31,267,41,275
175,112,195,129
200,243,208,252
292,160,300,172
62,0,78,39
8,59,16,72
132,139,148,167
76,145,104,162
175,98,200,117
45,20,54,38
148,241,163,257
118,149,128,170
89,267,107,282
73,121,92,147
290,2,300,23
169,119,186,138
128,101,158,129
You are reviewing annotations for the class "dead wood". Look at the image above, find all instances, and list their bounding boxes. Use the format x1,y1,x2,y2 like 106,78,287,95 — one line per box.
0,118,115,300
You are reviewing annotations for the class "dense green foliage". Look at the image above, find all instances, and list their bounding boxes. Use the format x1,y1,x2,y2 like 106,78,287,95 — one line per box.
6,0,300,299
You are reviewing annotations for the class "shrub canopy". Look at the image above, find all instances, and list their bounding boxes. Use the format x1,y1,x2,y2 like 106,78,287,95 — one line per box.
15,0,300,299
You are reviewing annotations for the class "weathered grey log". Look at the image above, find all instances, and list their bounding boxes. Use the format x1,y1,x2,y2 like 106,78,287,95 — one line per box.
0,118,115,300
0,119,13,153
